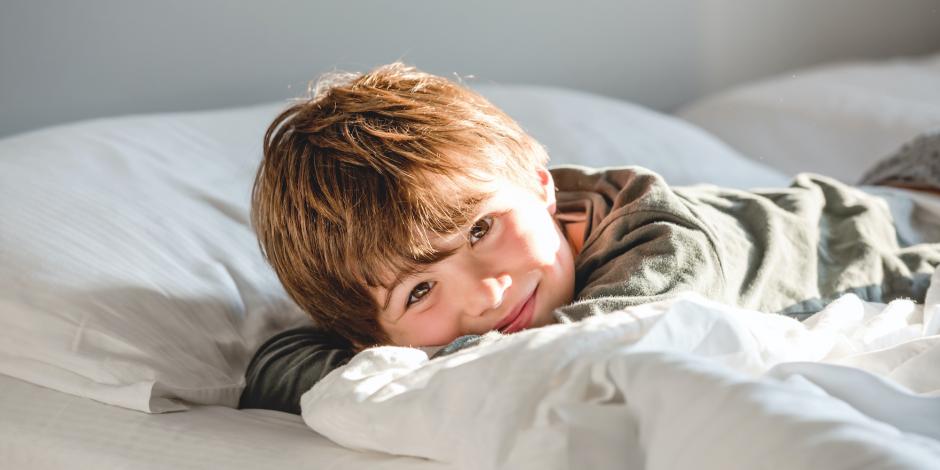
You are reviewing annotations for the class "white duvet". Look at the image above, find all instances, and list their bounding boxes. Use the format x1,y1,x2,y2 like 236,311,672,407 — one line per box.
302,269,940,469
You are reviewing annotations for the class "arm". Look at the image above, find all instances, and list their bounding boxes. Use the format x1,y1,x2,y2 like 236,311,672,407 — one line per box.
557,216,726,322
238,326,355,415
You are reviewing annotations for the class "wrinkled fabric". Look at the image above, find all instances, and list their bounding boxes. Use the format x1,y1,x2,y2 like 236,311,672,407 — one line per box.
302,269,940,469
859,129,940,189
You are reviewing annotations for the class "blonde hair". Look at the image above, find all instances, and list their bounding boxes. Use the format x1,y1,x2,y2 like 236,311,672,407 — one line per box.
252,63,549,347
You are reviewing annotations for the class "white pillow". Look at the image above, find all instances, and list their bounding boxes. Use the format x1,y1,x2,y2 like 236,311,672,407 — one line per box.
677,52,940,183
0,104,312,413
0,85,786,414
476,84,789,188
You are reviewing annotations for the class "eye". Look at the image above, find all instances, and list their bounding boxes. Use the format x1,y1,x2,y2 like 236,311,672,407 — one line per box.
406,281,435,307
468,215,494,245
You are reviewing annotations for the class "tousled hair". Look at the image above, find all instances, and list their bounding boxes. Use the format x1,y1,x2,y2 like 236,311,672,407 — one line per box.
252,63,548,347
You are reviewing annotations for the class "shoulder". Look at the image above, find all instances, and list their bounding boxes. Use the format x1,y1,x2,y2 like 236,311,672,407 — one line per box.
551,164,680,217
550,165,673,206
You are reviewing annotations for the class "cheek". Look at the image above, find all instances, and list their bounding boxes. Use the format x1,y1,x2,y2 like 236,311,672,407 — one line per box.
518,215,563,264
389,311,462,347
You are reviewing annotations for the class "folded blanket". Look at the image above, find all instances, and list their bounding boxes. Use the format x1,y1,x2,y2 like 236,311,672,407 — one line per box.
301,270,940,470
860,129,940,190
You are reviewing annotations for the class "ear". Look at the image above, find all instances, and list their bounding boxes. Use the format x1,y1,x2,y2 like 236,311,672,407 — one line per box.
535,166,557,214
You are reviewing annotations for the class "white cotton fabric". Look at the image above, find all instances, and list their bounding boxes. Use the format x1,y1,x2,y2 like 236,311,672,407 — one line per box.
302,269,940,470
677,51,940,183
0,372,443,470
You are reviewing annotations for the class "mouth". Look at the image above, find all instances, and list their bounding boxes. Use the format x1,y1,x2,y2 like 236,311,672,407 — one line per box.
495,286,538,334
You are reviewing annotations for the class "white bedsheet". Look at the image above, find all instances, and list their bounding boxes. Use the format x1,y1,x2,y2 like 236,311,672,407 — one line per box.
302,270,940,469
0,372,447,470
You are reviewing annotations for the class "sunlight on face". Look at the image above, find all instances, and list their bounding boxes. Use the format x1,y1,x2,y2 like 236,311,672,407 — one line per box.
373,168,577,347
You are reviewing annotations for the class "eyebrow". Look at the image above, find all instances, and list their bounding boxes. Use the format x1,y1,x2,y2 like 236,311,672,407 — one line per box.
381,242,463,313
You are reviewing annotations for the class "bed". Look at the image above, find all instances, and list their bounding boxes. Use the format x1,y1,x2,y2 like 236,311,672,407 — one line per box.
2,54,939,469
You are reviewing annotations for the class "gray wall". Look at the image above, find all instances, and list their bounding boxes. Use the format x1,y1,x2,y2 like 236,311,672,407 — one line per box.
2,0,940,138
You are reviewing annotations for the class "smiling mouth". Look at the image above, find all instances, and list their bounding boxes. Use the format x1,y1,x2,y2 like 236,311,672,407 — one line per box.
495,288,537,333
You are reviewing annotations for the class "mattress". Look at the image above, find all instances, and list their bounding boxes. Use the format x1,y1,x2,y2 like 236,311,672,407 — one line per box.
2,71,938,469
0,372,442,470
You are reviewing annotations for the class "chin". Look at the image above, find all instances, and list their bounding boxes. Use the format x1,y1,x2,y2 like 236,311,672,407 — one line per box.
530,307,558,329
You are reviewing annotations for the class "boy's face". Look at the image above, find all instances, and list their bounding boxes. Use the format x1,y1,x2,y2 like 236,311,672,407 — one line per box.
374,167,577,347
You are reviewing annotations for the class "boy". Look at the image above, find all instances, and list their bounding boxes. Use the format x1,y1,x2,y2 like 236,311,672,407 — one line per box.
239,63,940,414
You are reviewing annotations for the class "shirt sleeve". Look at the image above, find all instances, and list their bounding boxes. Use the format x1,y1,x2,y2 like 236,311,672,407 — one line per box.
552,166,727,322
556,216,726,322
238,326,355,415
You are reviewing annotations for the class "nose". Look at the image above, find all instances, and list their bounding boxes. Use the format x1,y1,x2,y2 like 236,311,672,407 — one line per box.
464,272,512,317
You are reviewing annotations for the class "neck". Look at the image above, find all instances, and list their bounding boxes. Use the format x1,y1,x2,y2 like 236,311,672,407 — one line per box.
554,214,585,256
